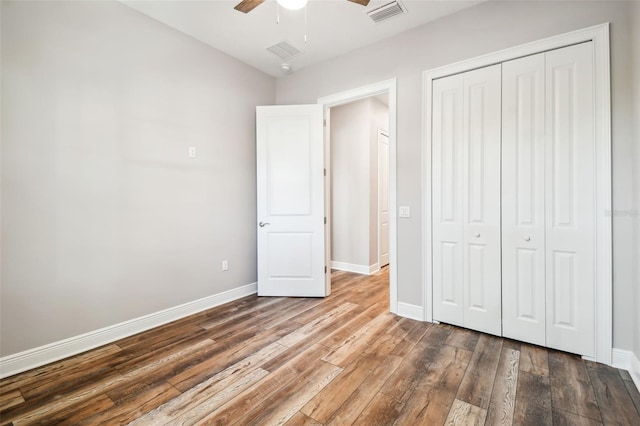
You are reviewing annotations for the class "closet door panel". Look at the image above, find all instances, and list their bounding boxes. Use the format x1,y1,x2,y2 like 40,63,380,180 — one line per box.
545,42,595,357
502,53,546,345
432,74,465,327
462,64,502,336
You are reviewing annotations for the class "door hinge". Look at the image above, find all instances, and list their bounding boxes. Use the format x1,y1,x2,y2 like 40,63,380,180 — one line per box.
324,217,327,225
323,168,326,176
323,119,327,127
325,266,328,273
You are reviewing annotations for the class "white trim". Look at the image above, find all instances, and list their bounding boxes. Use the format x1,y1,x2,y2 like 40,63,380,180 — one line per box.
632,352,640,393
397,302,424,321
0,282,257,379
612,349,640,392
612,348,633,370
422,23,612,364
318,78,399,314
331,261,379,275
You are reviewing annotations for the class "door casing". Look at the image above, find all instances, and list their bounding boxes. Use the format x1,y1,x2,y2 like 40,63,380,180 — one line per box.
318,79,398,314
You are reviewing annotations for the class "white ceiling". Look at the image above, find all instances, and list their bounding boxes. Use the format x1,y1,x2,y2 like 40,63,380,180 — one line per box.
122,0,481,77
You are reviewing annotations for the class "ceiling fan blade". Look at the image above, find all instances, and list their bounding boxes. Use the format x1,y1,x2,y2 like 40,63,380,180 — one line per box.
234,0,266,13
347,0,371,6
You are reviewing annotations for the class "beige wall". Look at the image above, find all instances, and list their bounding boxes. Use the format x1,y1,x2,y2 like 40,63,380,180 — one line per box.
0,1,275,356
277,1,639,352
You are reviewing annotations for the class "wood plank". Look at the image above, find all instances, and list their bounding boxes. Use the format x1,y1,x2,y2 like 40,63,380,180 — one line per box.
197,296,288,330
231,360,342,425
394,344,471,426
379,326,446,403
444,398,487,426
623,379,640,417
203,344,331,424
0,389,25,412
548,351,601,422
456,333,503,409
485,347,520,426
586,361,640,425
325,355,403,426
519,343,549,376
284,411,323,426
0,344,123,397
278,302,360,348
385,317,419,339
445,326,480,352
389,321,431,357
92,382,181,424
167,321,298,391
317,302,387,350
1,339,212,425
130,341,286,424
300,354,383,423
501,339,522,352
513,370,552,425
321,313,397,367
552,408,603,425
619,368,634,382
352,391,403,426
31,393,115,425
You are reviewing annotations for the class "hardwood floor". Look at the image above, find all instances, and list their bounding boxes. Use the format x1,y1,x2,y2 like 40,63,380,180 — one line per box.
1,268,639,425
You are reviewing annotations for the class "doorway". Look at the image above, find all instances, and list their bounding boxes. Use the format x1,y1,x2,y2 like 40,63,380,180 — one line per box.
318,79,398,314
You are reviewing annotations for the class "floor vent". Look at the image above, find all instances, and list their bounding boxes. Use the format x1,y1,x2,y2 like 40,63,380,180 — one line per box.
266,41,302,61
367,0,406,24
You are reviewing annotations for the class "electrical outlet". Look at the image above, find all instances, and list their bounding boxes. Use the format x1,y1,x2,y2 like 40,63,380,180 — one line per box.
189,146,197,158
222,260,229,271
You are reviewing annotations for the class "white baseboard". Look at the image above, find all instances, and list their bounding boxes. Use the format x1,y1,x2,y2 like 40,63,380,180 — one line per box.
331,261,379,275
612,348,640,392
0,282,257,379
397,302,424,321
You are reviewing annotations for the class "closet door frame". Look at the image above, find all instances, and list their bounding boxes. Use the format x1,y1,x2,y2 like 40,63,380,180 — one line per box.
422,23,611,364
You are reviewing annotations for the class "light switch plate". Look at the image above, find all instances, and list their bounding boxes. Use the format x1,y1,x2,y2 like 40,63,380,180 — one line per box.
399,206,411,218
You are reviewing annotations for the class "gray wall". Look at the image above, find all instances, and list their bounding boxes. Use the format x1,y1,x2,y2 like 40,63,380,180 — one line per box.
330,97,388,269
0,1,275,356
633,1,640,362
277,1,639,352
331,99,371,268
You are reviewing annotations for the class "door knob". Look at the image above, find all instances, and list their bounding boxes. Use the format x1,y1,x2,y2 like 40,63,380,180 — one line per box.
524,235,531,241
475,233,480,238
259,222,270,228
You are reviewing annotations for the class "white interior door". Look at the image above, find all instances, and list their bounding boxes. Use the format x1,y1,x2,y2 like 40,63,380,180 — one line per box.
502,53,546,346
256,105,327,297
461,64,502,336
432,73,465,327
544,42,595,357
378,129,390,268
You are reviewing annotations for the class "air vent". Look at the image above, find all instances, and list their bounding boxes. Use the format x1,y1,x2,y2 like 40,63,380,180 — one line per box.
266,41,302,61
367,0,406,23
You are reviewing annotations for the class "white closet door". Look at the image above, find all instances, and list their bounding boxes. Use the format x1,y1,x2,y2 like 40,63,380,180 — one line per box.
502,54,546,345
432,74,465,327
433,65,502,335
462,64,502,336
545,43,595,357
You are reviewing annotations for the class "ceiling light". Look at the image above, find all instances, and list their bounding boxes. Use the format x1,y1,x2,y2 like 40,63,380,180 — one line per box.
277,0,308,11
